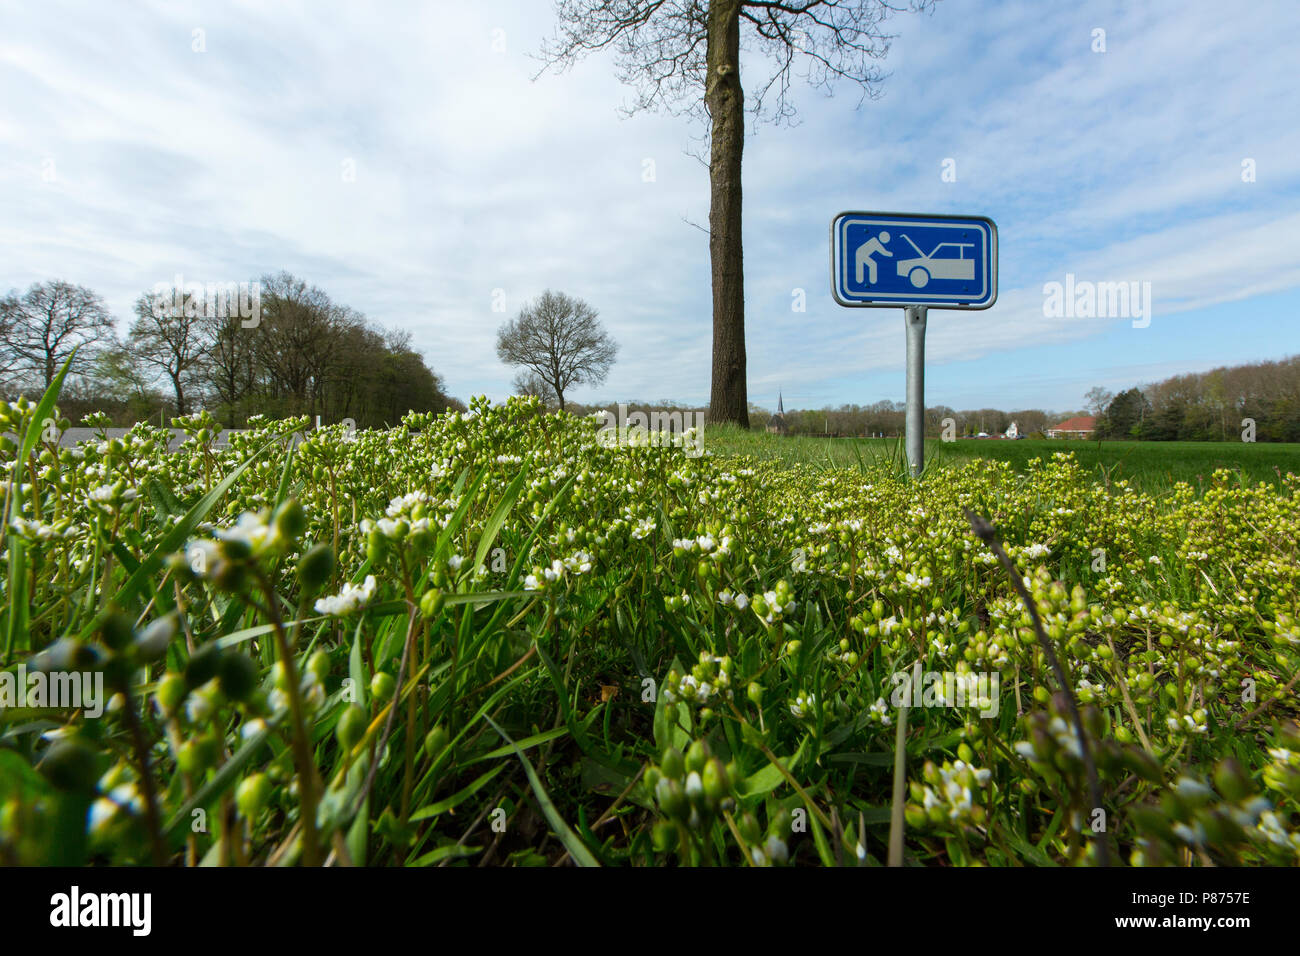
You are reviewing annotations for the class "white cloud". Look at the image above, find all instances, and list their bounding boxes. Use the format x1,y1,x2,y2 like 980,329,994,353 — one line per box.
0,0,1296,411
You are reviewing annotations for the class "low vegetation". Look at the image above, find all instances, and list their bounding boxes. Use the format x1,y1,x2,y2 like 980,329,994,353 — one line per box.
1,369,1297,865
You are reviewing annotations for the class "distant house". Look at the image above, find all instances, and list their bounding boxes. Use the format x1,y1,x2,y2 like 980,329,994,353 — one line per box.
1047,415,1096,439
1005,421,1019,439
766,391,788,435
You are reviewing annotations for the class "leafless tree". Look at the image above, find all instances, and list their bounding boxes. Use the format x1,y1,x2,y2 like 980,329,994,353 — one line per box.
0,304,16,393
496,290,617,412
0,280,117,390
1083,386,1113,417
128,288,218,416
538,0,936,426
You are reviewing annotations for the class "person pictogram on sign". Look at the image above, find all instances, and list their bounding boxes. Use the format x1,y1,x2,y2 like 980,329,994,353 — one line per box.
855,231,892,284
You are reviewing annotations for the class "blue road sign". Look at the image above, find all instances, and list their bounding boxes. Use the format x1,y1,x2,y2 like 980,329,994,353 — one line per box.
831,212,997,309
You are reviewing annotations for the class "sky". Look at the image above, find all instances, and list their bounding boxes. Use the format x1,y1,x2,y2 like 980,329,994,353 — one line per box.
2,0,1298,417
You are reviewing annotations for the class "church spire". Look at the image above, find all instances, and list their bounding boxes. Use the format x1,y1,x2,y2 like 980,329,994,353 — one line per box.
777,391,784,415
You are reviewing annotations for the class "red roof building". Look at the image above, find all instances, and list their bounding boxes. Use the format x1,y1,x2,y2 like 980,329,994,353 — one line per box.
1046,415,1096,439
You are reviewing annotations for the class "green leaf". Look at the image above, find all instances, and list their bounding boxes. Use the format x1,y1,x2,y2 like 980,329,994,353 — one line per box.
273,435,297,508
473,465,528,573
483,715,600,867
409,764,506,821
827,752,894,767
407,843,481,866
468,725,569,763
349,625,367,709
808,806,836,866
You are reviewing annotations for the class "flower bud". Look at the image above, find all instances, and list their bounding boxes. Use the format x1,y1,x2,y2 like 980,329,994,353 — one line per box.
273,499,307,543
134,615,178,663
419,589,446,619
336,704,367,751
370,671,396,703
156,672,189,716
212,559,247,592
307,650,331,685
177,737,215,775
366,529,387,564
184,642,223,690
236,772,272,818
218,652,258,702
219,534,253,562
297,544,334,594
660,747,685,781
685,739,710,775
39,739,99,793
99,610,135,651
702,758,729,802
655,777,685,817
424,724,450,758
684,770,704,802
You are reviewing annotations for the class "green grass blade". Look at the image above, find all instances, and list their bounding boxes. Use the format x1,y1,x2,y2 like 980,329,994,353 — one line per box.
483,714,599,867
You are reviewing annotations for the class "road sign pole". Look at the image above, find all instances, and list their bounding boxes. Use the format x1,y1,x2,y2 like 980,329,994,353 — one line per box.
830,211,997,478
904,305,927,477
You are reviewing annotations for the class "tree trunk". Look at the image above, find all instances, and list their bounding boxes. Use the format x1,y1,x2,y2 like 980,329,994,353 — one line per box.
706,0,748,428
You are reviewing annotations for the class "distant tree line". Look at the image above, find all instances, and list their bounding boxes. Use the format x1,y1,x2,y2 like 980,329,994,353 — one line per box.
0,275,463,428
745,401,1070,439
1091,355,1300,442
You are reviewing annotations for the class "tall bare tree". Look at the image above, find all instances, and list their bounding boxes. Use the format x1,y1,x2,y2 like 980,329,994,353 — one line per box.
539,0,935,426
206,313,260,413
0,280,116,390
496,290,617,411
128,288,217,416
1083,386,1113,417
0,304,16,393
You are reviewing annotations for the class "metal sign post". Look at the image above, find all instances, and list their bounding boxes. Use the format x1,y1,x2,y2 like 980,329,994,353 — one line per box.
904,306,927,477
831,211,998,478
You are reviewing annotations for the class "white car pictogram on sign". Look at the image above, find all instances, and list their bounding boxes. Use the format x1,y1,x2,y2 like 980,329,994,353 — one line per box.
895,235,976,288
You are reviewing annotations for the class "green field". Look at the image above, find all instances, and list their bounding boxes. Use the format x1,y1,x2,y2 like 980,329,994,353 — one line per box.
710,429,1300,490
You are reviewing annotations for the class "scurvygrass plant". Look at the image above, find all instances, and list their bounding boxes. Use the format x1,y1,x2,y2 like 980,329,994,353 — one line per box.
1,366,1297,866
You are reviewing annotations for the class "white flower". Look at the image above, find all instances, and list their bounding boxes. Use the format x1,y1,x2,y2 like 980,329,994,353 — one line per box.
216,511,277,554
89,784,143,835
314,575,377,616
